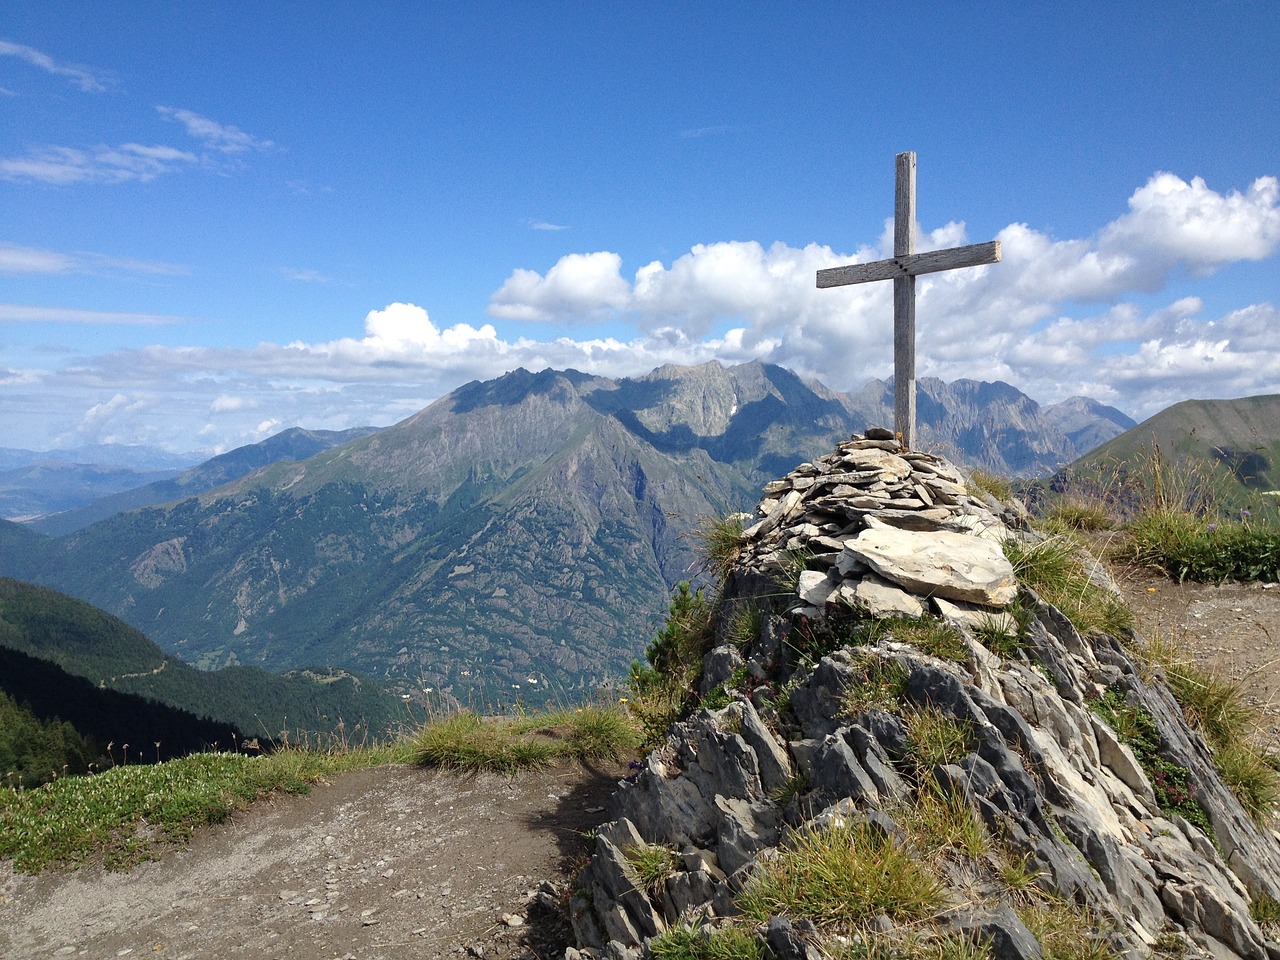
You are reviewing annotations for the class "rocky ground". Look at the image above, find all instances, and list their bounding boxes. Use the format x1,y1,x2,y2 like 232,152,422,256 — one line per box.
2,568,1279,960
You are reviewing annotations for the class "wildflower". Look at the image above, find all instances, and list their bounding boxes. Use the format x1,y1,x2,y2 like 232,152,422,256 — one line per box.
1207,524,1217,532
1147,587,1157,593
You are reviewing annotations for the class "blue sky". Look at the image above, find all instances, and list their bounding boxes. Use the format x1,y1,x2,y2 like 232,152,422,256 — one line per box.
2,2,1278,455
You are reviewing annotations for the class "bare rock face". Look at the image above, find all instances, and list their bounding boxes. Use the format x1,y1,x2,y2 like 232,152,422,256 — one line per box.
571,432,1280,960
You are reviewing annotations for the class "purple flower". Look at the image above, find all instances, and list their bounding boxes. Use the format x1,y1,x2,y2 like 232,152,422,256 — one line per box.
1207,524,1217,532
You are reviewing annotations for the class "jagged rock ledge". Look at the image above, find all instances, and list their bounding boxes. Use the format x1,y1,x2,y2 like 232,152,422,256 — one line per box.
570,431,1280,960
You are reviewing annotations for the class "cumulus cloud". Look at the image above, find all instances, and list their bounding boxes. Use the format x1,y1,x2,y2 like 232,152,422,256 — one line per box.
0,40,109,92
4,170,1278,453
489,252,632,322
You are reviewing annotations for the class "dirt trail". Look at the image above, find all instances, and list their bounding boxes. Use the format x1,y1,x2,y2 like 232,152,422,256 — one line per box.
0,762,624,960
1118,568,1280,738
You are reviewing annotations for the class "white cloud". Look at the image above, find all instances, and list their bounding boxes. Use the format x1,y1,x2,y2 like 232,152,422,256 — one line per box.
79,393,151,443
0,143,199,185
529,220,569,231
3,170,1277,453
0,243,74,274
489,252,632,322
280,267,333,284
1101,173,1280,273
0,303,187,325
210,395,256,413
0,107,272,186
0,242,189,276
156,106,274,153
0,40,109,92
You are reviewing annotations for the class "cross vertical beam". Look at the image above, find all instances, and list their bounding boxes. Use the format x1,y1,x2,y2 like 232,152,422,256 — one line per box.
817,151,1001,450
893,151,916,448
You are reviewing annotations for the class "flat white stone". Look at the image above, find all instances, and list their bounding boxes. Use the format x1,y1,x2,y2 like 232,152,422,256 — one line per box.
842,519,1017,606
932,596,1017,634
836,574,925,619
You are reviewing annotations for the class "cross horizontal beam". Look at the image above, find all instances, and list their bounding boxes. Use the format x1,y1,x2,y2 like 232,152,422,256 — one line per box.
816,240,1001,288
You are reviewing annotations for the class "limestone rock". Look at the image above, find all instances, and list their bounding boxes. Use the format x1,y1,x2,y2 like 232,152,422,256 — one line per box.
843,521,1017,606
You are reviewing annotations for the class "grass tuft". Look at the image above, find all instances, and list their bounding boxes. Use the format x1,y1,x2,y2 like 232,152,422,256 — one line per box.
738,820,945,927
969,470,1013,503
1003,535,1133,637
408,704,640,773
694,513,749,584
649,922,764,960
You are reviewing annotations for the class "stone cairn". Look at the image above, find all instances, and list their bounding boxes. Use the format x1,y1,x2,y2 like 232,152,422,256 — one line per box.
570,431,1280,960
734,426,1023,633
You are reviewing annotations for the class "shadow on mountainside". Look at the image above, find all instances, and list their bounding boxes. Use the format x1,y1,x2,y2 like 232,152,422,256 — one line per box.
0,761,626,960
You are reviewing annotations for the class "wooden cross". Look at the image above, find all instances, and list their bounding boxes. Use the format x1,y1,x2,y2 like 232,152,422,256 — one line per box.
817,151,1001,449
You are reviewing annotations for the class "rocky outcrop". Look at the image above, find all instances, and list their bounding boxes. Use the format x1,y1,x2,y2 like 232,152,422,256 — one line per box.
571,432,1280,960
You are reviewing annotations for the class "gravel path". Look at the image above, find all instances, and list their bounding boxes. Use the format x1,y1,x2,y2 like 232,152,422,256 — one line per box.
0,762,623,960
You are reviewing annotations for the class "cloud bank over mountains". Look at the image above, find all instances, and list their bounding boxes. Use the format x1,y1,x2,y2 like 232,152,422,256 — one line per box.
5,170,1279,454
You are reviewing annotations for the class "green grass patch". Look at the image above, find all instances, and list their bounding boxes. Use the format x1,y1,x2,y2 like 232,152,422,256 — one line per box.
1040,499,1115,534
1122,508,1280,583
969,470,1013,502
1250,894,1280,932
738,820,945,927
842,655,910,716
868,615,970,663
0,745,401,872
1017,897,1117,960
902,706,975,773
408,704,640,773
649,922,765,960
1003,535,1133,637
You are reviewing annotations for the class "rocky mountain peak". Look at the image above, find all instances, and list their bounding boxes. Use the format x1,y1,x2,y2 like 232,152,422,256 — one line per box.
572,432,1280,960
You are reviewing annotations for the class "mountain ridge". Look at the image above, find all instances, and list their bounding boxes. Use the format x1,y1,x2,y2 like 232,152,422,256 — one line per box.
0,362,1133,703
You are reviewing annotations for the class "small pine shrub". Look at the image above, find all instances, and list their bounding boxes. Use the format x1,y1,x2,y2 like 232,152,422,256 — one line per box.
629,583,716,741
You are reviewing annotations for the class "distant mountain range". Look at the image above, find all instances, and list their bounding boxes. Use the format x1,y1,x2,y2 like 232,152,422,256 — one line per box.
0,362,1134,703
1054,393,1280,506
27,427,379,535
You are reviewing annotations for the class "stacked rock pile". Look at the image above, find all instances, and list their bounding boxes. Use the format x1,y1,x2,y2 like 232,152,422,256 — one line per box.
735,428,1024,632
